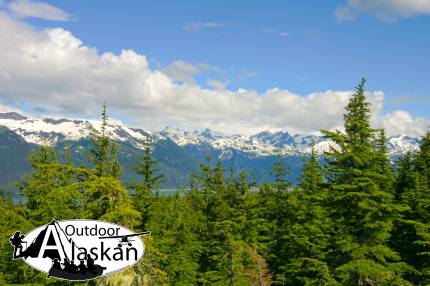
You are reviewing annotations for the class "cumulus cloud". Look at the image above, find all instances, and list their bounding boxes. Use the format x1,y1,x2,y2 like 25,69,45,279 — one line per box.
0,12,427,136
6,0,74,21
206,79,230,90
163,60,223,84
382,111,429,136
336,0,430,22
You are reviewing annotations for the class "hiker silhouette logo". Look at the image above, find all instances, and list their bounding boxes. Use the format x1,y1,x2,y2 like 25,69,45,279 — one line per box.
9,219,150,281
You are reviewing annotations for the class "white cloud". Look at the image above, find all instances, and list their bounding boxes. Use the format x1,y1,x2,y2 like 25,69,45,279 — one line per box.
206,79,230,90
163,60,223,84
0,13,427,137
182,21,227,32
336,0,430,22
6,0,74,21
382,111,429,137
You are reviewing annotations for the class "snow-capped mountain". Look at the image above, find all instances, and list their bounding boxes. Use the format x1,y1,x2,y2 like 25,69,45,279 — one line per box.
0,112,158,150
387,135,421,156
160,126,420,157
0,111,423,190
0,111,422,158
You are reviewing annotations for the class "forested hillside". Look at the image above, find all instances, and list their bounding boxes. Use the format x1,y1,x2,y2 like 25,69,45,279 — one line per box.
1,80,429,285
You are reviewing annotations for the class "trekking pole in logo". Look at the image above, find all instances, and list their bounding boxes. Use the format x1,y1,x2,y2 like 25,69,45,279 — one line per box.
10,231,26,259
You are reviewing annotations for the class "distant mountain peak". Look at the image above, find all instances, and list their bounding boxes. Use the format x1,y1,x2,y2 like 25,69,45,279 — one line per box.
0,111,156,148
0,110,422,158
161,126,420,157
0,112,27,121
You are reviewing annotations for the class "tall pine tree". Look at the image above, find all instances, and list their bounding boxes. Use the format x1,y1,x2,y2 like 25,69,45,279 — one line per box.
322,79,408,285
392,132,430,284
85,102,122,178
279,146,335,285
130,139,164,230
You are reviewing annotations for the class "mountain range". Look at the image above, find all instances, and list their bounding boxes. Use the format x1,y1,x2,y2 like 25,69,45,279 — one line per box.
0,111,421,191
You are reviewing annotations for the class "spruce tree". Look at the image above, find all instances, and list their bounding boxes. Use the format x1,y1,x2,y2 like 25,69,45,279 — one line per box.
207,163,265,285
271,154,290,192
17,146,81,222
300,145,324,193
279,147,335,285
79,104,140,227
390,152,422,284
128,142,169,286
85,103,122,178
18,146,57,211
146,193,202,285
394,152,415,201
373,129,395,194
130,140,164,229
393,131,430,284
322,79,407,285
0,193,42,284
257,155,292,277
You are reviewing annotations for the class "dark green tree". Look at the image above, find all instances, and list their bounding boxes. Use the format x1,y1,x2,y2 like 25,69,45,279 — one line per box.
130,140,164,229
278,147,335,285
271,154,291,192
373,129,395,193
322,79,408,285
17,146,81,223
392,131,430,284
256,155,293,279
0,192,43,284
148,193,202,285
85,103,122,178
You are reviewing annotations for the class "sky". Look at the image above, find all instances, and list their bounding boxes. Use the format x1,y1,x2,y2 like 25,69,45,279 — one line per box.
0,0,429,136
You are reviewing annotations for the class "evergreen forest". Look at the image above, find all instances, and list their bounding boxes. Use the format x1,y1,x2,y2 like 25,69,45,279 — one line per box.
1,79,429,286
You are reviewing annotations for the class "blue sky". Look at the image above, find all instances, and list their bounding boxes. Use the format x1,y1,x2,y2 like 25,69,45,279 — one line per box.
26,0,430,117
0,0,428,135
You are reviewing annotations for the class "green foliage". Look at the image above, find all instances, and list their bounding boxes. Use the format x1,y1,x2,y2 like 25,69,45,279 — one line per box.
81,176,140,228
391,131,430,284
0,192,40,284
181,159,270,285
321,79,408,285
1,85,429,285
271,154,291,192
17,146,82,223
129,143,165,229
0,106,142,284
148,193,203,285
276,146,334,285
84,103,122,178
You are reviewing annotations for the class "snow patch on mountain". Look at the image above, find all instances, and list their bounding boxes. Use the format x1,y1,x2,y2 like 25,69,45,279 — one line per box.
0,112,159,149
0,111,421,157
388,135,420,155
160,127,420,157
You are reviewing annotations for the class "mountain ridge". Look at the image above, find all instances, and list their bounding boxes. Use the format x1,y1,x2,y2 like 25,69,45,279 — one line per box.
0,111,422,191
0,111,421,158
